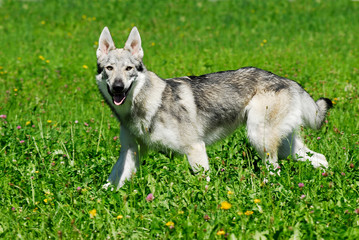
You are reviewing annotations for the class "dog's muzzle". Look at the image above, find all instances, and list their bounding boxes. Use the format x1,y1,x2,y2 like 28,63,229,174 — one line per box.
108,82,133,106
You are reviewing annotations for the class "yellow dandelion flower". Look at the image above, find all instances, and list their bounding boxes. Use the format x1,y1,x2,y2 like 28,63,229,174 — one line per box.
26,121,31,125
92,17,96,21
41,21,46,25
217,230,226,235
178,210,184,214
14,88,18,92
83,65,88,69
151,42,155,46
47,120,52,123
227,191,234,195
82,15,87,20
245,210,254,216
46,60,50,63
220,201,232,210
39,55,45,61
260,43,264,47
165,221,175,227
89,209,97,218
263,39,267,43
35,171,39,174
18,57,22,60
117,215,123,219
254,199,261,204
33,207,38,212
44,199,48,203
94,41,98,46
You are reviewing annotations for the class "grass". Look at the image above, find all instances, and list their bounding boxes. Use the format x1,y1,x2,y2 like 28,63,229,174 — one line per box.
0,0,358,239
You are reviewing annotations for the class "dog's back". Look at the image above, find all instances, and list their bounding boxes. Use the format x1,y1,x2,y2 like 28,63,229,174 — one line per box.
160,67,327,144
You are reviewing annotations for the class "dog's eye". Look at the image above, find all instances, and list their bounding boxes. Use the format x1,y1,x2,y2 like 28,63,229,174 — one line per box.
106,66,113,71
125,66,133,71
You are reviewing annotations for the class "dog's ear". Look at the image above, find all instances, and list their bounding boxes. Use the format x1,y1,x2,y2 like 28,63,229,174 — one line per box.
97,27,116,58
124,27,144,60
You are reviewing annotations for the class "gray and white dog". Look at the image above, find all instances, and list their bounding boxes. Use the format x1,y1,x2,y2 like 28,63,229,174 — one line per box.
96,27,332,189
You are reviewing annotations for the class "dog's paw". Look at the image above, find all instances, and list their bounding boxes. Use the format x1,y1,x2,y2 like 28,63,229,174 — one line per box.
102,182,114,191
310,153,329,169
262,178,269,184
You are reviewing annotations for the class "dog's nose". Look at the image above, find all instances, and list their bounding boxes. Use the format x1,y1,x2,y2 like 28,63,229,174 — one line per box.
112,81,124,93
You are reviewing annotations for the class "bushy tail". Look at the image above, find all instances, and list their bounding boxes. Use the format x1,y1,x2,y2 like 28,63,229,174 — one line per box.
303,97,333,130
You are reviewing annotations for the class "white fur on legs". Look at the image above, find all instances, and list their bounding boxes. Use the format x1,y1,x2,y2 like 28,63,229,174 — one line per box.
292,135,328,169
185,141,210,182
104,126,139,190
246,113,280,173
245,92,301,174
280,133,328,169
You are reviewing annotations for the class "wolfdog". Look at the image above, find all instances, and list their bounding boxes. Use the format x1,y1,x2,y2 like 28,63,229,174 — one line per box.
96,27,332,189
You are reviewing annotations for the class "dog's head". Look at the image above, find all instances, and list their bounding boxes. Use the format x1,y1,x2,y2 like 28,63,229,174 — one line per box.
96,27,145,106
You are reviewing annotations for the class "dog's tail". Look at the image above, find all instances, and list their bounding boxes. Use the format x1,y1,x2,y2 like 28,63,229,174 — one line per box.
302,97,333,130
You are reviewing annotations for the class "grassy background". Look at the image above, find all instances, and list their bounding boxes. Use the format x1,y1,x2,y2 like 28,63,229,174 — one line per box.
0,0,358,239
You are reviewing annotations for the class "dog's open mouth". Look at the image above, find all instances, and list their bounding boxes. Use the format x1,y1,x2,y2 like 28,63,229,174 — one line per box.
108,83,133,106
113,93,126,106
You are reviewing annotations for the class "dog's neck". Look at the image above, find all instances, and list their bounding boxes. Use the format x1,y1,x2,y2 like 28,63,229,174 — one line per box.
125,70,166,136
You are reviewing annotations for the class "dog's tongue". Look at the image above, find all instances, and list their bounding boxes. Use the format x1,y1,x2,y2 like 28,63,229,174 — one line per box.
113,94,126,106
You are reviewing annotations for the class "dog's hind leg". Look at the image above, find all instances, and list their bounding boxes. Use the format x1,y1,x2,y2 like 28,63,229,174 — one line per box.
246,122,281,173
279,132,328,169
246,107,282,173
246,92,306,174
185,141,210,181
104,126,139,190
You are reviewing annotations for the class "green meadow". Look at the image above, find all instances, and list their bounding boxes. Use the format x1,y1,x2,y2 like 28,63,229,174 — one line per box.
0,0,358,239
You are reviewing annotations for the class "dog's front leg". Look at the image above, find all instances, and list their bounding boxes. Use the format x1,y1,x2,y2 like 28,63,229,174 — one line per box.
185,141,211,182
104,125,139,190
